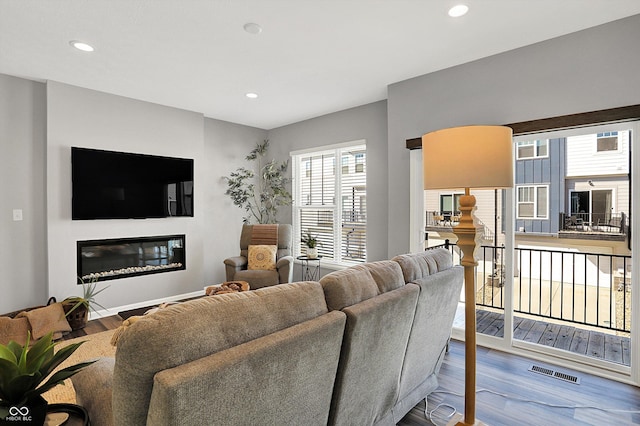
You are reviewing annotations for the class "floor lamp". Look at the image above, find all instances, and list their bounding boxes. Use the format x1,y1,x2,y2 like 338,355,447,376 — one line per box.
422,126,513,426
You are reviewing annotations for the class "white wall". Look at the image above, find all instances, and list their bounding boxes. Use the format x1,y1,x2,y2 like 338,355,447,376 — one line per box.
566,130,630,177
267,100,389,262
0,75,47,313
387,14,640,258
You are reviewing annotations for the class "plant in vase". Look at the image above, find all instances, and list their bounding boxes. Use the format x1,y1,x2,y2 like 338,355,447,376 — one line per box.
0,332,94,424
223,139,292,224
62,278,109,331
301,233,319,258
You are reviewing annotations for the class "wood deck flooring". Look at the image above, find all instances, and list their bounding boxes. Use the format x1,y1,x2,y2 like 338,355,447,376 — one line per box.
475,309,631,366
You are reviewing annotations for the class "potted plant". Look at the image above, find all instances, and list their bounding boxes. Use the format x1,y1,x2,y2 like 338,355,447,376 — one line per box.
0,332,94,425
62,278,109,331
223,139,292,224
301,233,319,258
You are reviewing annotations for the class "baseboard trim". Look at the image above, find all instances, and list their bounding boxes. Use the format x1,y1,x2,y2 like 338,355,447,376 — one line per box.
88,290,204,320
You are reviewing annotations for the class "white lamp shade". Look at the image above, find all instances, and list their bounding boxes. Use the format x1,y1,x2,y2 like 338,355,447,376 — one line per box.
422,125,514,190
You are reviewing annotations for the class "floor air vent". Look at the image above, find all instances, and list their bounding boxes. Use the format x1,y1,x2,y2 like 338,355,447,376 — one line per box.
528,365,580,384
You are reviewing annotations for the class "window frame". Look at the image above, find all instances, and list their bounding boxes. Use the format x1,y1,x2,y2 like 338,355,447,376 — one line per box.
516,139,549,160
596,131,620,153
516,184,549,219
291,140,367,266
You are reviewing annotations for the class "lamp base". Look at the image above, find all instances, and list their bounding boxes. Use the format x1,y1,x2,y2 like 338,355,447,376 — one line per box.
446,413,488,426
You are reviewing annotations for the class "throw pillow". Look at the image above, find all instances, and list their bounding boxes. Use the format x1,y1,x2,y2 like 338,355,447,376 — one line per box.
17,303,72,340
0,316,30,346
248,245,277,270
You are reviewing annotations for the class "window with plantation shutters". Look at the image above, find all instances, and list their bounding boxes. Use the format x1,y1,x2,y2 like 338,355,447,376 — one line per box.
291,141,366,264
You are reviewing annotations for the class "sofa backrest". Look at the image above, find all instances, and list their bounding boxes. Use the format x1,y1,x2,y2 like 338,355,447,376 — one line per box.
391,249,464,407
320,260,419,425
112,281,342,426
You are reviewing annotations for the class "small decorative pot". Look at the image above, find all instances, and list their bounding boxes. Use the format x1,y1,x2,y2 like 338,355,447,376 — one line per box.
306,247,318,259
0,396,48,425
62,303,88,330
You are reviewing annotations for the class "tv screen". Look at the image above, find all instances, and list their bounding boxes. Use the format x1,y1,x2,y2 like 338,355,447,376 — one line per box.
72,147,194,220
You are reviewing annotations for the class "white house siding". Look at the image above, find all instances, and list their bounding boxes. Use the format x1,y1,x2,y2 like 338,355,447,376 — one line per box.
566,130,630,177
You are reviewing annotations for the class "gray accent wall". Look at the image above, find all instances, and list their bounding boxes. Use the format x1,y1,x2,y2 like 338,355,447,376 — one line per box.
267,100,389,262
1,77,264,313
387,14,640,257
0,75,47,313
203,118,268,280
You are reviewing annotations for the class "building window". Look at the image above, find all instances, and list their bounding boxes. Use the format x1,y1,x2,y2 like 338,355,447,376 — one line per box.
292,142,366,264
517,185,548,219
596,131,619,152
517,139,548,159
439,193,463,215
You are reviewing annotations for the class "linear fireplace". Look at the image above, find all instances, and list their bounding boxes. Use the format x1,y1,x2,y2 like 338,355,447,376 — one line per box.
77,234,185,283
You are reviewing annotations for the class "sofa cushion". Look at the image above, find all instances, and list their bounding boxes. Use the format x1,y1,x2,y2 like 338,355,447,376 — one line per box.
392,248,452,283
248,244,277,270
355,260,405,294
112,281,330,426
320,267,379,311
147,311,346,426
328,284,419,425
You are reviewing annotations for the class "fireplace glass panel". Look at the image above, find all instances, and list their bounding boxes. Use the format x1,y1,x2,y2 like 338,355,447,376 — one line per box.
77,235,185,283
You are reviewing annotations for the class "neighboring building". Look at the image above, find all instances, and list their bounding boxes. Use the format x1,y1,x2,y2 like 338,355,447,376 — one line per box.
424,129,631,283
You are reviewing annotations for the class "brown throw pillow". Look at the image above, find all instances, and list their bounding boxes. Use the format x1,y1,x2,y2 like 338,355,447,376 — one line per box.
17,303,71,339
248,245,277,270
0,316,30,346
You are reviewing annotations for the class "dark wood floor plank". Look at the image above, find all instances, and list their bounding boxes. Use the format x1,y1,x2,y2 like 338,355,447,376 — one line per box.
539,323,560,347
604,334,624,364
522,321,547,343
569,328,590,355
552,325,575,351
513,317,535,340
587,332,605,359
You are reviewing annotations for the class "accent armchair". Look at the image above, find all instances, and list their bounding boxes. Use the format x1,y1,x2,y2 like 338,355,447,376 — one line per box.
223,224,294,289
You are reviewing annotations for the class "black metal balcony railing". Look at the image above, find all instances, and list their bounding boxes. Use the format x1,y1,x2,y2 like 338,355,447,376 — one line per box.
428,241,631,333
559,211,628,235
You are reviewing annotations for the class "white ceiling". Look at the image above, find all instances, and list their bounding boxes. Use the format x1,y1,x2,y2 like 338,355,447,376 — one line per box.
2,1,640,130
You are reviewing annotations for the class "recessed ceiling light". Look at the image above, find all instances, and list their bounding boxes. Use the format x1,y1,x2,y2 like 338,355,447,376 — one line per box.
69,40,94,52
245,92,258,99
243,23,262,34
448,4,469,18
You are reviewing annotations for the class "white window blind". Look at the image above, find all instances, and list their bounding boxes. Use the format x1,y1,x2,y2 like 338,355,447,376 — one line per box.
292,142,366,264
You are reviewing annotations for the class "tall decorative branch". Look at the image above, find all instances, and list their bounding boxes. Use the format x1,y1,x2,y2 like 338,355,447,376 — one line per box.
223,140,292,224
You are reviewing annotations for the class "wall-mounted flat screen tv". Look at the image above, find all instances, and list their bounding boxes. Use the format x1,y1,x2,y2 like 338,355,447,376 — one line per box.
72,147,194,220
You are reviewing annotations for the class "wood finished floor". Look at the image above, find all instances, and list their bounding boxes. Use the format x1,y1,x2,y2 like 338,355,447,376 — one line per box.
69,315,640,426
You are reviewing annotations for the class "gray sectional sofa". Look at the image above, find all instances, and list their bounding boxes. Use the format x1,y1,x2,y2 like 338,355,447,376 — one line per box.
72,248,462,426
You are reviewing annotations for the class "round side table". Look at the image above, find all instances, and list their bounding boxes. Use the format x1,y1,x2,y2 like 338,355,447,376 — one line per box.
297,255,323,281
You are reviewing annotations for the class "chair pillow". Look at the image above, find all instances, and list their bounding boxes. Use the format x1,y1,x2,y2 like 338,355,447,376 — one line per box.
248,245,277,271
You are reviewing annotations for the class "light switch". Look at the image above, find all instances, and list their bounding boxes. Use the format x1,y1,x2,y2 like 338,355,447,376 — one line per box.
12,209,23,221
